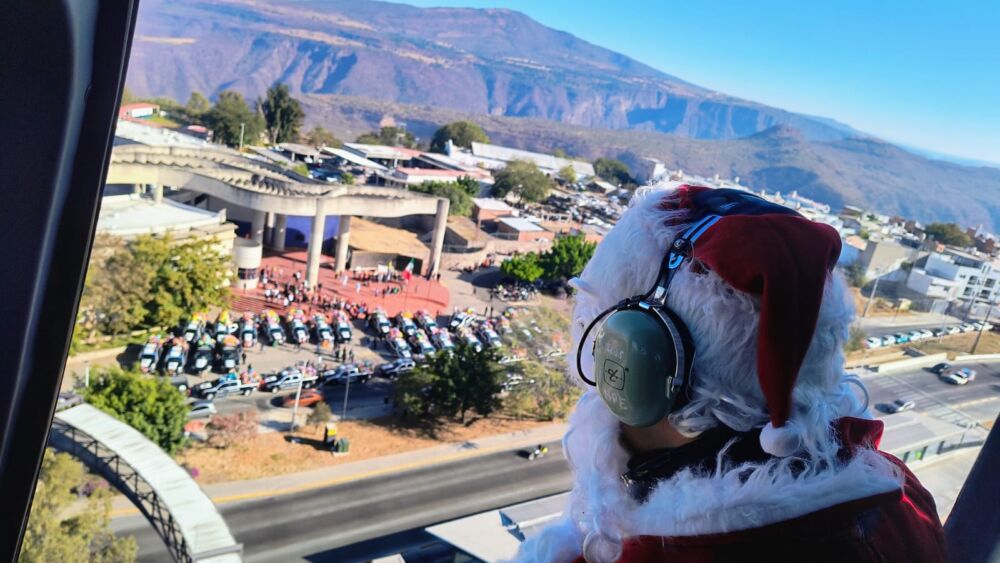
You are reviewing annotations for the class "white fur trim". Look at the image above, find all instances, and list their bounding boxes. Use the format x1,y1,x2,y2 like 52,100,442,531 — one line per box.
759,421,802,457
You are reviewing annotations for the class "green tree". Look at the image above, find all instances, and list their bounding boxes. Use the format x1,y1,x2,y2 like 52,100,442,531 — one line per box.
356,126,416,148
540,235,596,281
132,235,231,329
501,253,544,283
304,125,341,148
185,91,211,121
84,366,189,454
395,343,503,423
593,157,635,187
455,175,481,197
410,181,473,216
204,90,264,147
842,261,868,288
503,359,581,420
430,120,489,153
845,325,866,353
20,449,136,563
493,160,552,203
259,84,305,144
340,172,355,185
924,222,972,247
558,164,577,185
80,237,151,337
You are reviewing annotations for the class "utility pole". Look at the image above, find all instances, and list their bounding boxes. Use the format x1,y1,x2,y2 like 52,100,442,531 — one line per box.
862,269,883,318
341,373,352,421
289,378,303,431
239,122,246,151
970,295,997,355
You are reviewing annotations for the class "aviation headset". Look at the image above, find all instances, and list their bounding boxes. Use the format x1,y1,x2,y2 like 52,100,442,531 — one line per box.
575,189,802,427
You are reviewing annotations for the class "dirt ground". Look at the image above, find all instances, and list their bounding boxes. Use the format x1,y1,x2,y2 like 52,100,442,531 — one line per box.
911,331,1000,357
176,415,558,484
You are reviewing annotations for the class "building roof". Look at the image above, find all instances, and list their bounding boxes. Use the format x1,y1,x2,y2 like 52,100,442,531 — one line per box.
343,143,423,161
378,167,472,185
54,404,241,561
349,218,428,258
498,217,545,232
470,142,595,177
277,142,323,159
415,152,490,178
97,194,230,237
113,119,213,149
320,147,388,171
472,198,514,212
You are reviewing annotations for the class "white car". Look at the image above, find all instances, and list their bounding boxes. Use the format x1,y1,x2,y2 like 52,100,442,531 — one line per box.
881,335,897,346
188,400,217,419
947,326,961,335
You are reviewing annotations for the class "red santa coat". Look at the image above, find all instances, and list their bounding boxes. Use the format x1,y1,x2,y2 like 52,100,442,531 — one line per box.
513,393,948,563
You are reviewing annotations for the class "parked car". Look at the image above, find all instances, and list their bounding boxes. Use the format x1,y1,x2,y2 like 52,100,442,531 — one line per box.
261,368,318,393
281,388,326,408
375,358,416,379
188,400,217,419
864,336,883,349
947,326,961,335
320,363,373,385
138,337,162,373
886,399,916,413
893,333,910,344
930,363,951,375
959,323,975,333
182,316,204,343
919,329,934,339
192,377,256,400
931,328,947,337
395,313,419,338
880,335,897,346
955,367,977,381
163,341,188,374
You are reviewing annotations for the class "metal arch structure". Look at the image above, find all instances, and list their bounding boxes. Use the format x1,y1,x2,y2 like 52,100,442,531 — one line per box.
49,405,241,563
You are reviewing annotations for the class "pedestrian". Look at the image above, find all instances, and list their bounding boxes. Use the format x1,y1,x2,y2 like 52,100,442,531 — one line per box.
241,351,247,364
348,349,355,363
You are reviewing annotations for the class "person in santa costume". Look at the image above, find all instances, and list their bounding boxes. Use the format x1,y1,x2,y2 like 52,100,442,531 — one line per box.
513,185,947,563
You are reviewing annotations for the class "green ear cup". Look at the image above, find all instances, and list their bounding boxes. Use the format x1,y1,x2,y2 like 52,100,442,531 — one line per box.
593,308,679,427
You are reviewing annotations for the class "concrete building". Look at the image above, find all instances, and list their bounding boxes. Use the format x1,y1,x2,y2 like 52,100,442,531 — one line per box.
472,198,514,223
96,193,237,252
343,143,422,168
375,167,476,189
495,217,553,243
445,140,595,179
106,122,450,286
118,102,159,120
856,238,923,280
232,239,262,289
634,157,667,185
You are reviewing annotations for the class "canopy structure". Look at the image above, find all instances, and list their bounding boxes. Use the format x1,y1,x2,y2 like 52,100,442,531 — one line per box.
51,404,241,562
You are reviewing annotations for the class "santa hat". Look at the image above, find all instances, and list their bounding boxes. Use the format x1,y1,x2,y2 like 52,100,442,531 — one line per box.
668,186,842,456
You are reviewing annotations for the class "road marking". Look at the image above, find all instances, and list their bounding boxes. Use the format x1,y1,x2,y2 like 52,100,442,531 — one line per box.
110,434,563,518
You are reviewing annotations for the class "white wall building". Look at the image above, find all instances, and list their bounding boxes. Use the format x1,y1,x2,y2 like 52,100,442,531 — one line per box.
905,249,1000,305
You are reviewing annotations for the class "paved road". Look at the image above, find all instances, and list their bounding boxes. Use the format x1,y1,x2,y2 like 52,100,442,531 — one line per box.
864,361,1000,426
112,441,571,562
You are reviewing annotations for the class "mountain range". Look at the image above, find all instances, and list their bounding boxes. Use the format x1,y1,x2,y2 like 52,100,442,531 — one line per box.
125,0,1000,231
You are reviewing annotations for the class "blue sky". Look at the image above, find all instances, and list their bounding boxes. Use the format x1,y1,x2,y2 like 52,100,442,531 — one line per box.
405,0,1000,164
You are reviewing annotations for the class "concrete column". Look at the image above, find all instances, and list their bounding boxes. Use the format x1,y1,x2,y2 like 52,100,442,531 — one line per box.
250,209,266,245
273,213,287,252
427,198,450,278
306,199,327,288
151,184,163,204
264,212,275,247
335,215,352,273
133,183,143,195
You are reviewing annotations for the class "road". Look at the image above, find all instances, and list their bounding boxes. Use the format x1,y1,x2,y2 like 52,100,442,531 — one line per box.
112,441,571,562
864,361,1000,426
863,322,964,339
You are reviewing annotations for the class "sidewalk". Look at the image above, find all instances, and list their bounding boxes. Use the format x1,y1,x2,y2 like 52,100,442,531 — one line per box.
111,421,567,516
855,312,959,330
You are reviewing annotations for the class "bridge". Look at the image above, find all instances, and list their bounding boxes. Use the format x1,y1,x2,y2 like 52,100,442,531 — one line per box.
106,141,449,286
50,404,242,563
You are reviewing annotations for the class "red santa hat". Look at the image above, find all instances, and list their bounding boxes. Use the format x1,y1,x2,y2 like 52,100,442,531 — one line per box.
668,186,842,456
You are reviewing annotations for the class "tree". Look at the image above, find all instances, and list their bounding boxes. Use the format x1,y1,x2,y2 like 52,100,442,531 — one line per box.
430,120,489,153
395,343,503,423
340,172,355,185
558,164,577,185
593,157,635,187
304,125,341,148
503,359,581,420
185,91,211,121
455,175,481,197
493,160,552,203
259,84,305,144
203,90,264,147
307,401,332,426
206,410,259,449
842,261,868,288
81,237,152,337
501,253,544,283
924,223,972,247
20,449,136,563
410,181,473,216
355,126,416,148
540,235,596,281
84,367,188,454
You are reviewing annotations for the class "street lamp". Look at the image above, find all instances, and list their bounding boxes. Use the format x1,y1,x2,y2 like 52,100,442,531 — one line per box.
970,293,998,355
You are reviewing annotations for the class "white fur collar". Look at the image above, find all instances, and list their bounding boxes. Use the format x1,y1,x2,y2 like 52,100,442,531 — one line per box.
512,391,904,563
